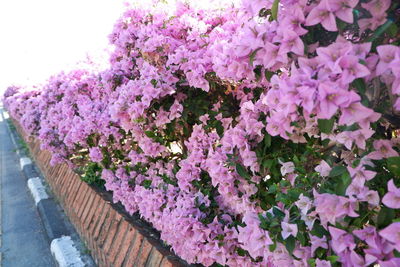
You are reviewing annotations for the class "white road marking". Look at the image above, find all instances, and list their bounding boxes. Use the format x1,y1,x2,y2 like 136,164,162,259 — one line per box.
19,157,32,170
50,236,85,267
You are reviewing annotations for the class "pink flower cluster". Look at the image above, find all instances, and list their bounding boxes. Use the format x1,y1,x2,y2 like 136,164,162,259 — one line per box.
3,0,400,266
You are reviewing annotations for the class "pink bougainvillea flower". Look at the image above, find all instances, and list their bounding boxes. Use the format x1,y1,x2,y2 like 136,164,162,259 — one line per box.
359,189,380,206
316,259,332,267
281,221,298,240
313,191,353,227
353,226,377,247
350,250,366,266
336,131,354,150
310,234,328,256
368,140,399,160
89,147,103,162
394,98,400,111
281,7,308,35
350,128,375,150
378,258,400,267
317,82,349,119
348,165,376,182
338,55,370,83
338,196,359,218
279,160,295,176
330,0,359,23
306,0,337,31
382,179,400,209
376,45,399,75
329,226,356,254
315,160,331,177
379,222,400,251
295,194,313,215
361,0,391,16
339,102,374,126
358,13,387,32
279,30,304,55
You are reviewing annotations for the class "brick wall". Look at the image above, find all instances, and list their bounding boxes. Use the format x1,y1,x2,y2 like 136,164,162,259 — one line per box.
13,120,190,267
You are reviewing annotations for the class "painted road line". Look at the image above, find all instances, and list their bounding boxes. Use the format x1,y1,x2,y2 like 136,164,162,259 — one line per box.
50,236,85,267
27,177,49,205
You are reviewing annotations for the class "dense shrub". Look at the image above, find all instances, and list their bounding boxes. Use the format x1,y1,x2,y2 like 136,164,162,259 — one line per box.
4,0,400,266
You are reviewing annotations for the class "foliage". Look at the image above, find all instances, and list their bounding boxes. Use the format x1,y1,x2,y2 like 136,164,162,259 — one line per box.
3,0,400,266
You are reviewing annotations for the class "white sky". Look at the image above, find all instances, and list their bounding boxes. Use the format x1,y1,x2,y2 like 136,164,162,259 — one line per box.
0,0,125,95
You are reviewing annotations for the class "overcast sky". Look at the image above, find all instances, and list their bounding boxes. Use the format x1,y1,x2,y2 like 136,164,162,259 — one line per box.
0,0,125,95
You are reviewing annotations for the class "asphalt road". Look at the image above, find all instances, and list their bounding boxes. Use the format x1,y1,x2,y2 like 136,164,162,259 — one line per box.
0,107,55,267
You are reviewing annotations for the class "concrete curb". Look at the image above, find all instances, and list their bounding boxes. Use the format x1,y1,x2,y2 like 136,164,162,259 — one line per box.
3,109,93,267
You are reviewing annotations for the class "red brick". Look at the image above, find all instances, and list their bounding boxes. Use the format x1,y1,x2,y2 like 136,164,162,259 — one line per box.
66,178,82,206
102,217,121,254
93,204,111,241
160,257,175,267
145,248,164,267
60,174,73,200
77,188,93,219
73,183,89,214
106,221,129,263
80,192,96,235
83,194,101,229
122,232,144,267
135,239,153,267
88,199,106,235
97,208,116,247
113,226,137,267
64,173,78,198
58,166,70,189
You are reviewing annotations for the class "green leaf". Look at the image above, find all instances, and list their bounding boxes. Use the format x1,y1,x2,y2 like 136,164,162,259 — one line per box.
236,164,251,180
269,242,277,252
387,23,398,38
352,78,366,94
307,259,316,267
262,159,274,169
150,79,158,87
297,232,307,246
336,172,351,196
265,70,274,81
271,0,280,21
311,223,329,238
236,247,247,257
268,184,278,194
285,236,295,254
144,130,156,138
264,133,272,148
377,206,395,228
327,255,339,263
215,121,224,137
142,179,152,189
387,157,400,177
318,118,335,134
367,19,394,42
273,207,285,218
329,166,347,177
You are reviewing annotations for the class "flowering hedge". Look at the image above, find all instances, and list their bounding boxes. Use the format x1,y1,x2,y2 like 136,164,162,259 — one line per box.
3,0,400,266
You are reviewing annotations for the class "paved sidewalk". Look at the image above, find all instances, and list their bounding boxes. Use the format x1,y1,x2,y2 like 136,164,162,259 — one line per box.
0,108,55,267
